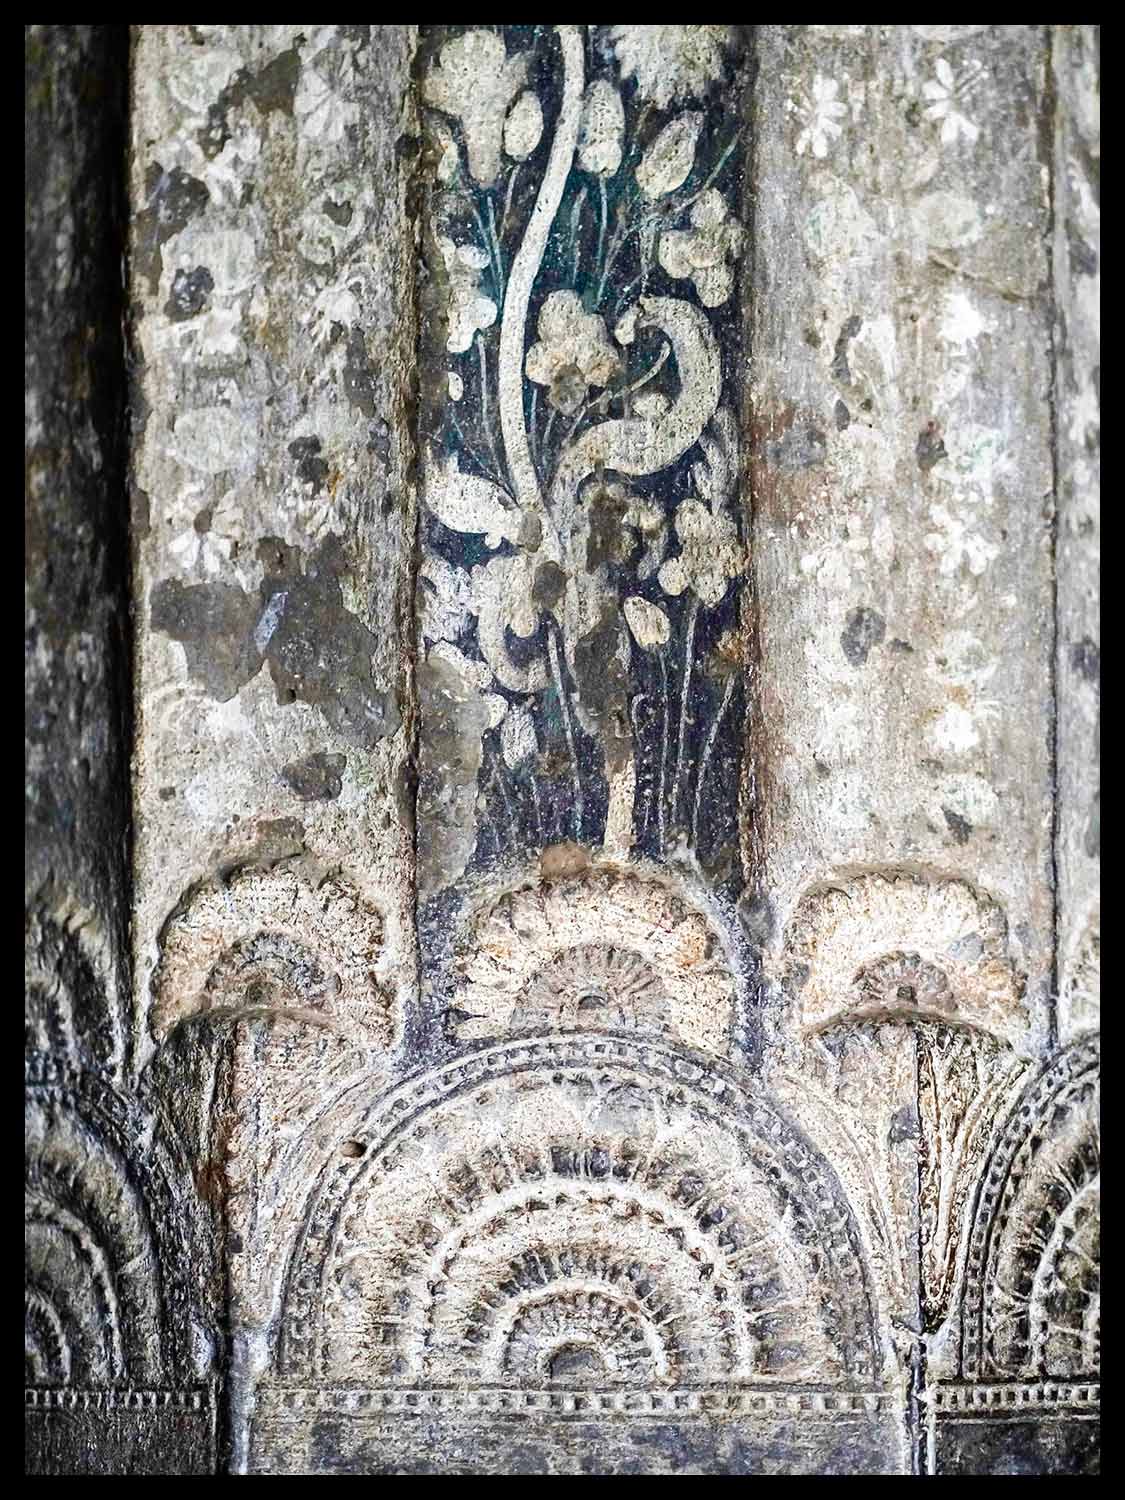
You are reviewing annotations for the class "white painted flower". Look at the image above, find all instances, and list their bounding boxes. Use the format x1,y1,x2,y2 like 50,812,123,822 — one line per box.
578,79,625,176
423,29,530,186
611,25,733,109
309,266,373,348
658,498,743,607
469,543,563,693
436,236,498,355
793,74,847,159
425,450,524,548
635,112,703,199
923,58,983,146
657,188,745,307
525,291,622,414
295,63,359,147
420,553,475,643
424,453,560,692
937,289,987,350
448,371,464,401
923,503,999,577
167,491,244,578
504,91,544,161
624,595,671,650
168,524,234,578
943,422,1011,493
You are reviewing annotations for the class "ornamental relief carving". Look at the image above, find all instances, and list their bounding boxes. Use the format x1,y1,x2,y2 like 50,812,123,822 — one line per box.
26,18,1098,1479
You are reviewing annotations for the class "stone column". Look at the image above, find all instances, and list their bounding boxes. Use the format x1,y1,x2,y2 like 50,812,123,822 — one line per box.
128,25,418,1469
747,24,1061,1472
26,25,220,1476
26,24,132,1071
414,24,756,1057
748,24,1055,1046
1052,26,1099,1045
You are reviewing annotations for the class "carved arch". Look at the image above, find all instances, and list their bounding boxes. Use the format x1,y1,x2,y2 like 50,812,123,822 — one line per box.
25,900,123,1073
152,867,392,1048
25,1057,219,1389
961,1033,1100,1378
275,1034,885,1389
777,871,1025,1043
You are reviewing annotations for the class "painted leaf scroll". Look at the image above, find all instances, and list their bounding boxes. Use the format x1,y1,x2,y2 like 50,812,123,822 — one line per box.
416,25,749,951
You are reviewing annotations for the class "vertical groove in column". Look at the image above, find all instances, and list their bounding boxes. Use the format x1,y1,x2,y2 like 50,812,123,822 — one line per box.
747,25,1056,1054
25,23,133,1073
1050,26,1100,1046
412,25,757,1061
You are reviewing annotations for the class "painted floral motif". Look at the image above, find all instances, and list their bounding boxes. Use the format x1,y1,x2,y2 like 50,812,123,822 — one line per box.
659,500,742,606
504,91,544,161
610,25,733,109
635,113,703,198
420,25,747,874
525,292,622,414
792,74,847,159
578,79,625,176
423,29,531,185
658,189,744,306
437,236,498,354
923,503,998,578
923,57,983,146
624,595,670,649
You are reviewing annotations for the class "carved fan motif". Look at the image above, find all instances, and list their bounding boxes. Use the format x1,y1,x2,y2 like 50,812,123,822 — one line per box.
153,868,391,1048
278,1035,882,1389
452,869,734,1053
779,873,1025,1042
510,943,673,1036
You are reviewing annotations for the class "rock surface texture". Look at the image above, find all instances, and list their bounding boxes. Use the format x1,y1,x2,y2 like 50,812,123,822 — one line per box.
26,25,1099,1476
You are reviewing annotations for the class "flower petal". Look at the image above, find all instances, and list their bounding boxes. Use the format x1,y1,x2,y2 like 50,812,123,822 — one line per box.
578,78,624,176
624,594,671,649
504,90,543,161
658,228,697,280
636,112,703,198
426,453,521,542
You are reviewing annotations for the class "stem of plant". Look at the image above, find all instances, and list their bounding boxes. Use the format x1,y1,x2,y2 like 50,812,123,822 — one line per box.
549,626,585,841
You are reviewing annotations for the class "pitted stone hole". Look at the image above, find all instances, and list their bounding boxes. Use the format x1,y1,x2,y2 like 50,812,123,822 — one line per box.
546,1343,606,1386
340,1140,366,1159
576,988,608,1013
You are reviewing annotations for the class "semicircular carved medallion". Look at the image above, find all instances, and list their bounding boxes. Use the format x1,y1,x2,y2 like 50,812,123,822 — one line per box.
449,869,736,1054
777,872,1026,1043
275,1033,885,1392
152,867,393,1049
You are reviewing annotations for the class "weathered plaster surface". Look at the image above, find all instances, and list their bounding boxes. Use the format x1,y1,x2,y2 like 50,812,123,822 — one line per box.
1052,26,1100,1044
747,25,1056,1050
26,23,1099,1479
128,25,419,1057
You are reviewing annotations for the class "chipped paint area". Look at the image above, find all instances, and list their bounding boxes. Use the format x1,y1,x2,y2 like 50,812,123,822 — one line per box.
129,25,418,1033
